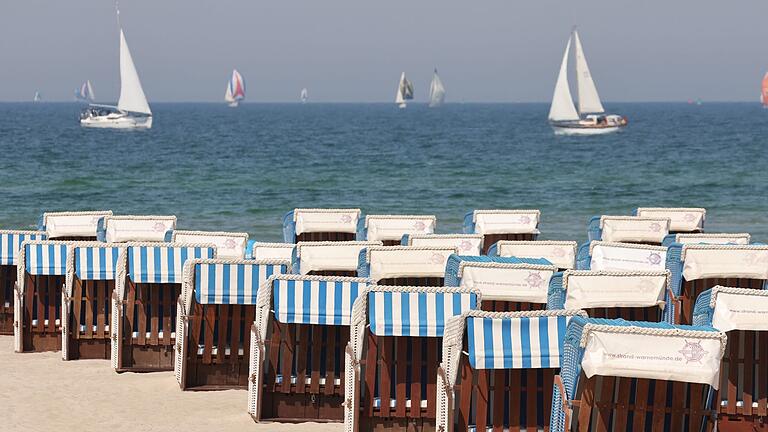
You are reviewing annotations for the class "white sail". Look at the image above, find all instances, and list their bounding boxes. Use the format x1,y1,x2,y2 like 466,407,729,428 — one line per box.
117,29,151,115
395,72,406,104
225,83,234,102
86,80,95,101
33,91,41,102
428,68,446,107
301,88,308,103
573,30,605,115
548,36,579,122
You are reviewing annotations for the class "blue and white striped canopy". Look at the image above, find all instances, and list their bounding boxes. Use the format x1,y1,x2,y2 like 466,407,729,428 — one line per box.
0,231,45,265
369,290,478,337
273,277,369,325
128,245,214,283
194,261,288,305
466,314,570,369
24,242,68,275
74,246,122,280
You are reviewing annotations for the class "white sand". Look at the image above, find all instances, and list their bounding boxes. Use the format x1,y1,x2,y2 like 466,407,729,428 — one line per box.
0,336,343,432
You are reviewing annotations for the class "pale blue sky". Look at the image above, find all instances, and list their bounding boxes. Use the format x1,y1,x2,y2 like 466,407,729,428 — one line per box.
1,0,766,102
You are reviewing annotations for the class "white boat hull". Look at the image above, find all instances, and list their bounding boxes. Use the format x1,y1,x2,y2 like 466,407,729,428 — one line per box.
228,101,240,108
398,103,407,109
552,124,622,135
80,113,152,129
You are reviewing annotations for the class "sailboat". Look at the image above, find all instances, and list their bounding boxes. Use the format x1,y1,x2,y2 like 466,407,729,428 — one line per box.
300,88,308,103
74,80,95,102
33,92,42,103
548,28,627,135
761,72,768,108
80,9,152,129
428,68,446,108
395,72,414,108
225,69,246,107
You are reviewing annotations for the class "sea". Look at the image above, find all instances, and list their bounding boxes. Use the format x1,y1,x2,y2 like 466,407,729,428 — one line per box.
0,102,765,243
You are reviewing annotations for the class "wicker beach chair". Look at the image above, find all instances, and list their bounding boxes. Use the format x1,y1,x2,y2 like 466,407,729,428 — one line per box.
576,241,668,272
436,309,587,432
357,245,456,286
635,207,706,234
169,230,248,259
39,210,113,241
0,230,45,335
463,209,541,254
488,240,578,271
247,242,295,260
249,274,371,423
667,244,768,325
175,258,289,390
550,317,726,432
97,214,176,243
357,214,437,246
283,208,361,243
693,287,768,430
111,242,215,372
662,232,751,247
343,285,481,432
548,270,672,323
401,233,484,256
444,255,557,312
292,241,382,277
586,215,670,245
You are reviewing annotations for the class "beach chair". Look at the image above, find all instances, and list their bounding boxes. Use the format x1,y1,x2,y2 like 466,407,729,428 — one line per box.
169,230,248,259
97,214,176,242
436,309,587,432
247,242,295,260
343,285,481,432
550,317,726,431
0,230,45,335
576,241,668,272
14,240,69,352
175,258,290,390
111,242,215,372
635,207,706,233
444,255,558,312
62,243,123,360
488,240,578,271
548,270,671,323
693,286,768,430
586,215,670,245
463,209,541,254
249,274,371,422
292,241,382,276
39,210,112,240
357,245,456,286
283,208,361,243
401,233,483,256
662,232,751,247
667,244,768,325
357,214,437,246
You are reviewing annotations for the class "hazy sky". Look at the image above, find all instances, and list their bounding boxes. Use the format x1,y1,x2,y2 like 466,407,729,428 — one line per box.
2,1,766,102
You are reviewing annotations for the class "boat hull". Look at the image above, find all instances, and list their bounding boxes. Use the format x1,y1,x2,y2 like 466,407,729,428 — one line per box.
551,124,622,135
80,114,152,129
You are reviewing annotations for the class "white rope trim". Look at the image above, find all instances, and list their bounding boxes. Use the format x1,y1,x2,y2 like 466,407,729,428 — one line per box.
295,241,382,258
364,214,437,228
292,208,362,222
472,209,541,222
171,230,249,240
589,241,668,255
456,261,557,278
675,233,751,243
681,243,768,261
41,210,112,225
709,285,768,308
408,233,484,241
0,229,46,235
599,215,671,229
250,242,294,248
562,270,671,291
579,323,728,358
637,207,706,216
364,245,458,262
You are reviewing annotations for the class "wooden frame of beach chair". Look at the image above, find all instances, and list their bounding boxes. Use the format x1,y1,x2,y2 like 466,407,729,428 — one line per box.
14,240,70,353
39,210,113,241
401,234,484,257
586,215,671,245
249,274,371,423
693,286,768,430
97,214,176,243
343,285,481,432
550,317,727,432
444,255,558,312
175,258,289,391
357,245,456,287
357,215,437,247
635,207,706,234
662,232,751,248
0,230,45,335
169,230,249,259
62,243,123,360
488,240,578,271
436,309,587,432
667,244,768,325
111,242,215,372
292,241,382,277
463,209,542,254
283,208,361,243
548,270,672,323
576,241,669,272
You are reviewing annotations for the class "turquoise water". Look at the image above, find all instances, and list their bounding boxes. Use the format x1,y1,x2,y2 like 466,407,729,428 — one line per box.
0,102,766,242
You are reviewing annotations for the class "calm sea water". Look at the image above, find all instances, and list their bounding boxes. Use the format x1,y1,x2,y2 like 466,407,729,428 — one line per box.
0,102,765,243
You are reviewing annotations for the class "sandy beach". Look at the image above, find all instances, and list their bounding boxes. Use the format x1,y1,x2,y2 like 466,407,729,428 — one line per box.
0,336,343,432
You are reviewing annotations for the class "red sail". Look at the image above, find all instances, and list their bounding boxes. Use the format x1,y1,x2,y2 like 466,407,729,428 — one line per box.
762,73,768,107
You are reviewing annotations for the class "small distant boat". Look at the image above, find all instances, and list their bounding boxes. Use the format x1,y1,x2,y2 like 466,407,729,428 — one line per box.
548,28,627,135
33,92,41,103
761,72,768,108
80,8,152,129
75,80,96,103
225,69,246,107
428,68,446,108
301,88,308,104
395,72,414,109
